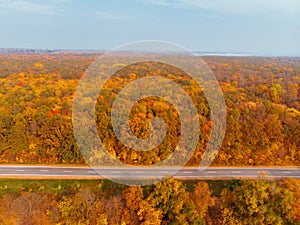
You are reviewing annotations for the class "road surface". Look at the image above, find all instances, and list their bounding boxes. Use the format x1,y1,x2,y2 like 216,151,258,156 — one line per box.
0,166,300,179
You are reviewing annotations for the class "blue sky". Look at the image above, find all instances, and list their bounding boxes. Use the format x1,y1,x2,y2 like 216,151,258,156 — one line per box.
0,0,299,55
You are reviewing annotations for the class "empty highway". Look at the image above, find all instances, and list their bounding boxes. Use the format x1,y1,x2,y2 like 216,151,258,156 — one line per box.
0,166,300,179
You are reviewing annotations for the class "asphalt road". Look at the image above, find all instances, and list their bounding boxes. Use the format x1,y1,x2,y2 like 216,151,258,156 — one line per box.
0,166,300,179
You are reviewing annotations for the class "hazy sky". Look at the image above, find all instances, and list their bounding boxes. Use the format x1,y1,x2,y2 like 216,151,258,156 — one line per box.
0,0,299,55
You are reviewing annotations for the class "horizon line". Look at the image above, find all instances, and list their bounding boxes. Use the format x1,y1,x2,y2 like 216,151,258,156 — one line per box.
0,47,299,58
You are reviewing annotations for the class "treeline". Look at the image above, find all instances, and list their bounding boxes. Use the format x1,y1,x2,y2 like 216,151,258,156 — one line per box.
0,54,299,165
0,48,63,55
0,48,102,55
0,178,299,225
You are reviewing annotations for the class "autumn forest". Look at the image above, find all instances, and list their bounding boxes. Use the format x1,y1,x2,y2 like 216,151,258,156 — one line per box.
0,52,300,225
0,53,299,166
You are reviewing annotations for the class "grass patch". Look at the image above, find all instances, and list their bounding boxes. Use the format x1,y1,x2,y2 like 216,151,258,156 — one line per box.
0,179,240,198
182,180,240,197
0,179,101,197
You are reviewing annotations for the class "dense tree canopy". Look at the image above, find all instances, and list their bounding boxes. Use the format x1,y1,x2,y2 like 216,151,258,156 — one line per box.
221,179,294,225
0,54,299,166
0,178,299,225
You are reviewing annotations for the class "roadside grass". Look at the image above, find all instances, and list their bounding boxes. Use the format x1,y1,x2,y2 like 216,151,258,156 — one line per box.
0,179,101,197
0,179,239,198
183,180,240,197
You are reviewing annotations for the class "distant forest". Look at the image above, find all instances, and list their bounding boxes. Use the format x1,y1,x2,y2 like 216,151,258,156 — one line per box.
0,48,103,54
0,48,61,54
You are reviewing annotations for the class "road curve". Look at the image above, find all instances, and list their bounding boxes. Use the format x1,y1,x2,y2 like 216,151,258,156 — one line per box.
0,166,300,179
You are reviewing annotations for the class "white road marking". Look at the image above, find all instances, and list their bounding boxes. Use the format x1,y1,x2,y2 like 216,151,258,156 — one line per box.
206,171,216,174
16,170,25,172
40,170,49,172
63,171,72,173
87,171,96,174
159,171,168,174
281,171,292,174
183,171,193,174
231,171,241,174
135,171,144,174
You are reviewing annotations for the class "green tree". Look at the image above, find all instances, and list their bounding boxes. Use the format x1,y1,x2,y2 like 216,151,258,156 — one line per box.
281,178,300,223
148,178,206,225
221,180,294,225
